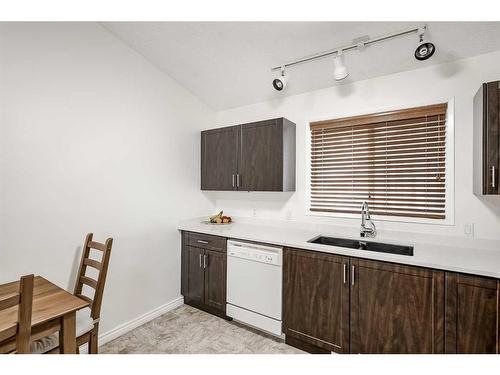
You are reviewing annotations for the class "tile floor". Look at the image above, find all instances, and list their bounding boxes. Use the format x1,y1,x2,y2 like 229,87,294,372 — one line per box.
100,304,304,354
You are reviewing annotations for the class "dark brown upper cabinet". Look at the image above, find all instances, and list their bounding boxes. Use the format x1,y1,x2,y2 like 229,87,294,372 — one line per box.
201,126,239,191
474,80,500,195
201,118,296,192
445,273,500,353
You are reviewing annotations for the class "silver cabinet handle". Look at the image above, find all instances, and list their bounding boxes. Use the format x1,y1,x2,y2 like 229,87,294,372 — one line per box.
197,240,209,244
203,254,207,269
343,263,347,284
351,265,355,286
199,253,202,268
232,174,235,188
492,166,496,188
236,174,240,188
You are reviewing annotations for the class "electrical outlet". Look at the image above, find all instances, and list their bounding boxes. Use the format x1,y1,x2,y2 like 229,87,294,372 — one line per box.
252,208,257,217
464,223,475,238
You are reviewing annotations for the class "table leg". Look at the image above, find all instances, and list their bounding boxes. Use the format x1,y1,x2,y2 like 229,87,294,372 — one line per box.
59,311,76,354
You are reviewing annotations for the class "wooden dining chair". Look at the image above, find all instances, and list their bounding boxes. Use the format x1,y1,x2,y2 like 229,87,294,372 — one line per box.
0,274,34,354
73,233,113,354
31,233,113,354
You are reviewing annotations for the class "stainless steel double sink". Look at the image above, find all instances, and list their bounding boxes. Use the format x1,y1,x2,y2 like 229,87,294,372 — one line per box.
308,236,414,256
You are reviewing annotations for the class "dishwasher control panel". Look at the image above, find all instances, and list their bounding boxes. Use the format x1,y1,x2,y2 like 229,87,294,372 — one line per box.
227,240,282,266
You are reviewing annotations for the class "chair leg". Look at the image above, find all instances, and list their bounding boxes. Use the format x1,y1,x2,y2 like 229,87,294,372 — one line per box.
88,328,98,354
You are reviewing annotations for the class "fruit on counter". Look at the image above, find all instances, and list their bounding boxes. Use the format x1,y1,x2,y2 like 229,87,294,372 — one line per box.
209,211,223,223
209,211,232,224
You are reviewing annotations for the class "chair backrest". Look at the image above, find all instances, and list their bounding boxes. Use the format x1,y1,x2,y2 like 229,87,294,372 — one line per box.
74,233,113,321
0,274,34,354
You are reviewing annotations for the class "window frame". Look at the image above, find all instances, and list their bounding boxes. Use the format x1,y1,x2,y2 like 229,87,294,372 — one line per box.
305,98,455,226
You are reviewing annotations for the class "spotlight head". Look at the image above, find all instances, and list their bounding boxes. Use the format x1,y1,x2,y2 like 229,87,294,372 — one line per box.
414,41,435,61
273,67,288,91
333,51,349,81
414,26,435,61
272,76,287,91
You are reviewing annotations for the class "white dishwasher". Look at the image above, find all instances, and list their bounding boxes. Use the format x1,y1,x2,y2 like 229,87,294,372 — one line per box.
226,240,283,336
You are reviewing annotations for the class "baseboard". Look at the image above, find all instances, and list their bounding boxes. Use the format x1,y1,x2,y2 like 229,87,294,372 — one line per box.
97,296,184,348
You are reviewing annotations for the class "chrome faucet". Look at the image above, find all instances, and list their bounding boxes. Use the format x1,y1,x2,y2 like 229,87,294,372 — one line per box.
360,201,377,238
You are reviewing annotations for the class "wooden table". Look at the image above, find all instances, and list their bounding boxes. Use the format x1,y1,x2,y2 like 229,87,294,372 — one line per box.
0,276,88,354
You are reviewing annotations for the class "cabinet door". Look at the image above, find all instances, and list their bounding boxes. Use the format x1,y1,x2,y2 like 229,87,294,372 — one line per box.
283,248,350,353
238,119,283,191
350,259,444,354
201,126,239,190
485,82,500,194
185,246,205,305
445,273,500,353
203,249,226,312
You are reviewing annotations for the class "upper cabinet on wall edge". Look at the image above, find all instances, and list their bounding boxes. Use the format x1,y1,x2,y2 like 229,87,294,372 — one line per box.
201,118,296,192
474,80,500,195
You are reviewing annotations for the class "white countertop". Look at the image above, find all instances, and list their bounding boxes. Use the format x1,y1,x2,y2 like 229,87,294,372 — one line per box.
178,217,500,279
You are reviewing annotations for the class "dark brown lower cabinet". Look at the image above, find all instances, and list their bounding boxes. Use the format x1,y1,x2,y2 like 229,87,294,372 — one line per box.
445,273,500,353
350,258,445,354
185,246,205,304
283,248,350,353
181,232,500,354
181,232,227,318
283,249,446,354
204,249,226,311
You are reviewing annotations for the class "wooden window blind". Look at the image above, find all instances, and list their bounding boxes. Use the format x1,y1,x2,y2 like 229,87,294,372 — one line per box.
310,103,448,220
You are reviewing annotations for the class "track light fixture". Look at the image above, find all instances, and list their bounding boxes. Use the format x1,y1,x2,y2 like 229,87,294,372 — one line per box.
414,26,436,61
333,51,349,81
272,66,288,91
271,25,437,90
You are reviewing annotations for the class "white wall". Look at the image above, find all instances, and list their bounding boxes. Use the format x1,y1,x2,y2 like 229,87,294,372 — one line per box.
213,51,500,240
0,23,215,333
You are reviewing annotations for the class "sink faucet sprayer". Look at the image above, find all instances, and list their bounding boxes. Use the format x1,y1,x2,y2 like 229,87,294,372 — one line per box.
360,201,377,238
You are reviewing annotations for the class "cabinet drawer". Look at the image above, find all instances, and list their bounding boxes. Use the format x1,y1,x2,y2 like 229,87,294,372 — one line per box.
187,232,226,252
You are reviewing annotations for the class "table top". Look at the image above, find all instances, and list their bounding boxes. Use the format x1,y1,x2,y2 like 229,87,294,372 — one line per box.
0,276,89,333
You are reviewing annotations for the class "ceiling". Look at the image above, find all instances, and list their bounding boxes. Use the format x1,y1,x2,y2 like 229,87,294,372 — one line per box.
101,22,500,111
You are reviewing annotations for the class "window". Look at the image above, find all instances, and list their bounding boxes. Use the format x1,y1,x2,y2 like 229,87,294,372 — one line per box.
309,103,448,220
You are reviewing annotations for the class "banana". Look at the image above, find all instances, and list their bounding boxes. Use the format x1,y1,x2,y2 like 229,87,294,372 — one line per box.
209,211,223,223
